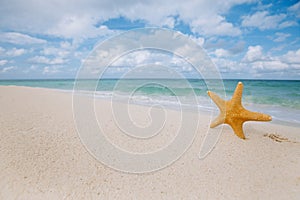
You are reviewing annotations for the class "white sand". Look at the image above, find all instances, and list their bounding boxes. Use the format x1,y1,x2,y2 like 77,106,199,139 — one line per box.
0,86,299,199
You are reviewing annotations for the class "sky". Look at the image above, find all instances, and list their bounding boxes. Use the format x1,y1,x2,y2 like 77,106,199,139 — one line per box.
0,0,299,80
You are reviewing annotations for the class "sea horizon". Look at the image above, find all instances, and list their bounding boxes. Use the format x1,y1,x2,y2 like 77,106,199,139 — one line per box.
1,78,300,81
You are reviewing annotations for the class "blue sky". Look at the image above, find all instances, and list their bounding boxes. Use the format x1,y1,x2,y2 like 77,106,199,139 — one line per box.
0,0,299,79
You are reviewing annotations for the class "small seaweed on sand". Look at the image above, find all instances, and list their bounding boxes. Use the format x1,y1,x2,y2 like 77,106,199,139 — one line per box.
263,133,297,143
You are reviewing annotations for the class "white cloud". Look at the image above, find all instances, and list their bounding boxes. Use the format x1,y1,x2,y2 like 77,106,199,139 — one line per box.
59,41,73,49
242,11,287,30
214,48,231,58
243,45,264,62
251,60,288,71
288,1,300,18
6,47,26,57
278,20,297,29
41,47,70,58
22,65,39,74
282,49,300,64
28,56,66,65
29,65,38,70
39,41,77,59
47,15,117,42
0,0,256,39
0,66,16,73
0,60,8,66
43,65,62,74
191,15,241,36
160,17,175,28
272,32,291,42
256,2,272,10
189,36,205,46
0,47,4,54
214,46,300,77
0,0,298,79
113,50,170,67
204,39,246,55
0,32,46,45
212,57,247,74
0,46,27,57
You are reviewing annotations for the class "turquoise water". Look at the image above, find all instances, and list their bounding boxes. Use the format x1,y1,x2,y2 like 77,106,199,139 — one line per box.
1,79,299,125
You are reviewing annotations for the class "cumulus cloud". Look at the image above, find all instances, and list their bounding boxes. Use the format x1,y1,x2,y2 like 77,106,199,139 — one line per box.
213,41,245,58
212,44,300,79
115,51,153,66
22,65,39,74
191,15,241,36
243,46,300,67
47,16,117,42
0,59,8,66
242,45,264,62
214,48,232,58
41,47,70,58
6,47,26,57
42,65,62,74
111,49,189,70
0,66,16,73
0,47,26,57
288,1,300,18
0,1,296,44
83,33,202,78
251,60,288,71
0,0,298,79
241,46,300,73
189,36,205,47
282,49,300,65
242,11,288,30
0,0,256,39
107,50,196,78
28,56,66,65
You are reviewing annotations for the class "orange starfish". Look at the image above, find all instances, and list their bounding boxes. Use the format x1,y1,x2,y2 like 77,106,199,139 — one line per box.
207,82,272,139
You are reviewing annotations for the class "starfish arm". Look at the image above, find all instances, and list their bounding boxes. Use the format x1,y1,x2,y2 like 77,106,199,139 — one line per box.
210,115,225,128
243,109,272,122
207,91,226,112
228,120,246,139
231,82,244,105
208,82,272,140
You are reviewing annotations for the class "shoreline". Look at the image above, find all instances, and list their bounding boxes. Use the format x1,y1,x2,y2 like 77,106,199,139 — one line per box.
2,84,300,127
0,85,300,199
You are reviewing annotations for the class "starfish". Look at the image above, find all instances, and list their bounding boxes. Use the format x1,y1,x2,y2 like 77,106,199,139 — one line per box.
207,82,272,139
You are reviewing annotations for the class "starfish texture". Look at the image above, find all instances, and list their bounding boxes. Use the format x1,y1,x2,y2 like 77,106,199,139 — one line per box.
207,82,272,139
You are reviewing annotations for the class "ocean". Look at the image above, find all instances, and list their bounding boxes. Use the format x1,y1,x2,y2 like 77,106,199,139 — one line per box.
1,79,299,126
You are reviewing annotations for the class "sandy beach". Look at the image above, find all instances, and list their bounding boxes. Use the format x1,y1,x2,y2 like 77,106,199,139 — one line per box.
0,85,299,199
